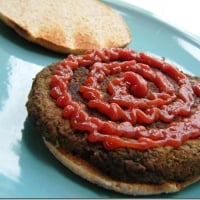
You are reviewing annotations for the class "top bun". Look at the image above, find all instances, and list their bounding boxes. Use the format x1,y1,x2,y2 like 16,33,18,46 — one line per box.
0,0,131,54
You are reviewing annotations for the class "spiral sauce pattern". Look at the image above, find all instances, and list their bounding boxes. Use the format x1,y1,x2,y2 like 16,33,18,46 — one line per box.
50,48,200,150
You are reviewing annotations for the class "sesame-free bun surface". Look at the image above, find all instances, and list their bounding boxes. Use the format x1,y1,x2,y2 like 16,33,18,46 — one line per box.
44,138,200,196
0,0,131,54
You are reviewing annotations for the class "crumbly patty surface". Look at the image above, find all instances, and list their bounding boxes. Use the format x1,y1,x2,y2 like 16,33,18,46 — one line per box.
26,61,200,186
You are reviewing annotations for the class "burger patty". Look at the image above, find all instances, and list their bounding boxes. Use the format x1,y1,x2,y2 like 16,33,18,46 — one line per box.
26,61,200,185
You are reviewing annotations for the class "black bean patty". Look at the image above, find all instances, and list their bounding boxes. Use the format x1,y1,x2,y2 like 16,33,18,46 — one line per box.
26,62,200,185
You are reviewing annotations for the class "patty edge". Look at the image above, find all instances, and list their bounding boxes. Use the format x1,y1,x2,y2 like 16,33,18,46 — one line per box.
43,137,200,195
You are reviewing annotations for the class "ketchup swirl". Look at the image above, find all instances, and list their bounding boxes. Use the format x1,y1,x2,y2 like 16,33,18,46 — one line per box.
50,48,200,150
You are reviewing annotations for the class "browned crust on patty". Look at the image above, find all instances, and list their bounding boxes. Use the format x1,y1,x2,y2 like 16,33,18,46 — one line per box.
43,138,200,195
26,62,200,195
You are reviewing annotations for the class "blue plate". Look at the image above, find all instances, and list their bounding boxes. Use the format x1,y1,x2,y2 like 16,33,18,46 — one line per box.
0,0,200,198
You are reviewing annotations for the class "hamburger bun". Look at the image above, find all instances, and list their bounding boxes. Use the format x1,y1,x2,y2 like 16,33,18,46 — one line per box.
0,0,131,54
43,138,200,195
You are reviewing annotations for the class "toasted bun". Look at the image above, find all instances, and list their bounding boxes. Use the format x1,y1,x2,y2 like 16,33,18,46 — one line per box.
43,138,199,196
0,0,131,54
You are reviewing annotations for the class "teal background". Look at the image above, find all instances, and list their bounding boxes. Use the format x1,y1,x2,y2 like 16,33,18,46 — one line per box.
0,0,200,198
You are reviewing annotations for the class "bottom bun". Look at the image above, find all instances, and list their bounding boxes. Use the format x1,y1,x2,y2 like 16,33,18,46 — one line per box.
43,138,199,196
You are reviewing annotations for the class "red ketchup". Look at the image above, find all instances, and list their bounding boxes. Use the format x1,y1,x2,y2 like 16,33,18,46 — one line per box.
50,48,200,150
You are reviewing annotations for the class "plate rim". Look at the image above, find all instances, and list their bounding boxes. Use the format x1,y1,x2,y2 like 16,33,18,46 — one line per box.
103,0,200,48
